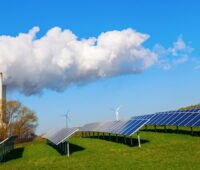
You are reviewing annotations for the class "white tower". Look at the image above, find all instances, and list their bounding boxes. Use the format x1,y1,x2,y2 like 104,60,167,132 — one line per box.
115,107,120,121
0,73,6,127
111,106,121,121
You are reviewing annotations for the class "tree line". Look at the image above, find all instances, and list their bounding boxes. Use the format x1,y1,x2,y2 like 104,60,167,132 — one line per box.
0,100,38,141
179,103,200,110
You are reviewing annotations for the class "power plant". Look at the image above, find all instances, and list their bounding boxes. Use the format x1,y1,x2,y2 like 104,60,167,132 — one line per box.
0,73,6,127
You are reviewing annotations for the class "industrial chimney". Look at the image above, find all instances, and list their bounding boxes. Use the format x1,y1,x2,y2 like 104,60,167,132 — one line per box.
0,73,6,127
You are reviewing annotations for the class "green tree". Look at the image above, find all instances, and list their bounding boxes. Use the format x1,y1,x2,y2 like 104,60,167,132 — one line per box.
1,100,38,141
179,103,200,110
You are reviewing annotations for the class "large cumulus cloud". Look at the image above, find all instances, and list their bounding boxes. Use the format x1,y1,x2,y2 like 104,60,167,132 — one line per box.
0,27,157,95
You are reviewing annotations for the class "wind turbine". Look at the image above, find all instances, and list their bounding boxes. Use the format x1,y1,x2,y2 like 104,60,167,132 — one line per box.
61,110,70,128
111,106,121,121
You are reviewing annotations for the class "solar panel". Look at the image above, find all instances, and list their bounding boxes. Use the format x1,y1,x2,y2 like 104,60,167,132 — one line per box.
111,120,128,134
165,113,182,126
48,127,79,145
117,120,134,134
80,118,148,137
145,109,200,127
186,114,200,126
131,114,154,120
124,119,148,136
0,136,16,162
177,113,198,127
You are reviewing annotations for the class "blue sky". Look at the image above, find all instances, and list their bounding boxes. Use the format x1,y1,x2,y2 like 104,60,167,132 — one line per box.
1,0,200,133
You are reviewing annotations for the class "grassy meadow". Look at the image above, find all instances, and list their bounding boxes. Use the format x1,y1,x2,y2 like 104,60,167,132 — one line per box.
0,127,200,170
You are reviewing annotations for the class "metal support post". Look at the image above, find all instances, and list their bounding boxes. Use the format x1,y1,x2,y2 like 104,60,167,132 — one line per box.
176,126,179,133
124,136,126,144
191,127,193,135
64,142,67,154
67,142,70,157
61,143,64,152
137,131,141,148
130,136,133,146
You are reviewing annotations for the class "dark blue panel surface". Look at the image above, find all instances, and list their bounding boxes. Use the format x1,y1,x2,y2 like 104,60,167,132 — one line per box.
80,118,147,136
124,120,147,136
186,114,200,127
165,113,182,125
144,110,200,127
160,113,175,125
148,114,164,124
178,113,197,126
170,113,188,126
48,127,79,145
117,120,139,135
153,113,171,125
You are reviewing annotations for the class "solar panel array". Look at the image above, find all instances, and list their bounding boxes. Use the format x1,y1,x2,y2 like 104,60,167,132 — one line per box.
80,118,150,136
131,114,155,120
0,136,16,162
47,127,79,145
132,108,200,127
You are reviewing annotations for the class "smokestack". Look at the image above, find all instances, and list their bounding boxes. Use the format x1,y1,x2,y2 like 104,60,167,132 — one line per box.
0,73,3,125
0,72,6,126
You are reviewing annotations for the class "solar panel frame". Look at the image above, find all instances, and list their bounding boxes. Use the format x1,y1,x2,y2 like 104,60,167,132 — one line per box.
48,127,79,145
147,113,162,124
57,128,79,145
143,109,200,127
193,120,200,126
159,113,175,125
111,120,128,134
186,114,200,127
177,113,196,126
149,113,164,125
99,121,116,133
131,114,155,120
164,113,182,126
125,119,149,136
121,120,142,135
171,113,188,126
153,113,170,125
116,120,136,135
80,118,148,137
105,120,122,133
191,116,200,127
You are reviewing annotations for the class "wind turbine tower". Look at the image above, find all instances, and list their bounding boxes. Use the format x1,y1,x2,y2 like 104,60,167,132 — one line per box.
62,111,70,128
115,106,121,121
112,106,121,121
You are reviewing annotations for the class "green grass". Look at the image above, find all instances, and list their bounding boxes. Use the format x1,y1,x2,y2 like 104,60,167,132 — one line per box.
0,130,200,170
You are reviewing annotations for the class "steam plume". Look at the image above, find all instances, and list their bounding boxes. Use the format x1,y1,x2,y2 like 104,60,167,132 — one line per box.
0,27,157,95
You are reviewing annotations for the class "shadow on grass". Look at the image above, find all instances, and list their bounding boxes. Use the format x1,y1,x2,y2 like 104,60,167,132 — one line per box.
141,126,200,136
2,147,24,162
47,141,85,156
69,143,85,155
83,135,149,147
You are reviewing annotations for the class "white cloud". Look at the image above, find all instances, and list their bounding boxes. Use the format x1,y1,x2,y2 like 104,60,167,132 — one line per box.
170,36,193,56
171,36,187,55
173,55,188,64
154,36,193,70
0,27,157,95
